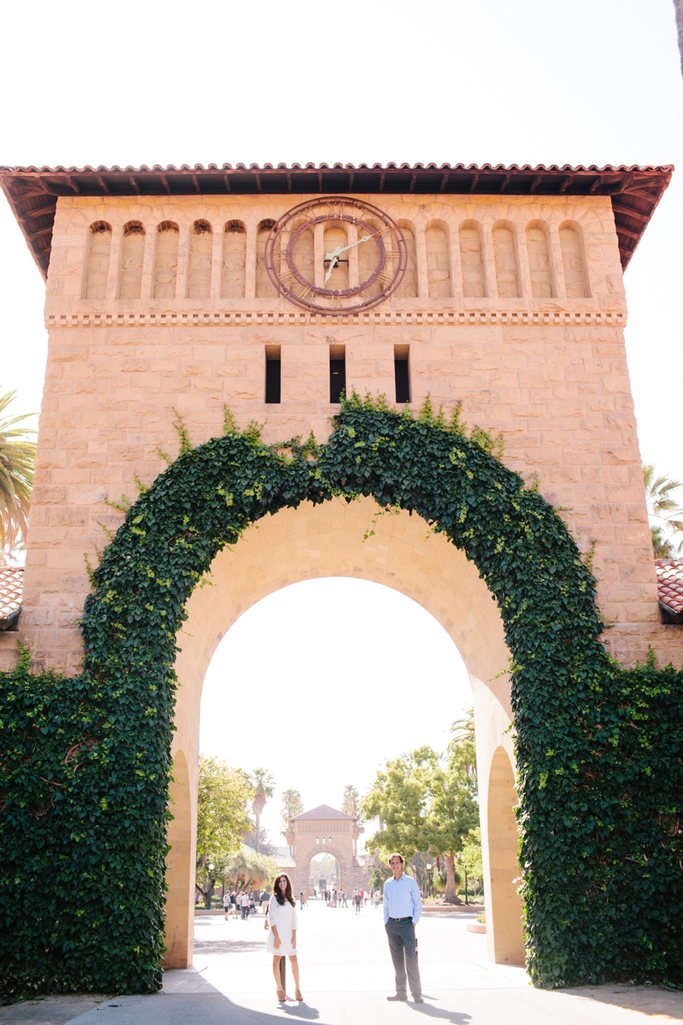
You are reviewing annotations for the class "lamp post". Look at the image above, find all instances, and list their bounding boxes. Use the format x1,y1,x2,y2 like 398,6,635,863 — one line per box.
208,863,215,910
426,864,433,898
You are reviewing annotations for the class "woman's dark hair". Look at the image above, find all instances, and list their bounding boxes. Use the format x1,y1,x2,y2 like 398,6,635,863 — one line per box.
273,873,296,907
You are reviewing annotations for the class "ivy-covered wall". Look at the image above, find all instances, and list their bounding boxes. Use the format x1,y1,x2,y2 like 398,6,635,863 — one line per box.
1,401,681,998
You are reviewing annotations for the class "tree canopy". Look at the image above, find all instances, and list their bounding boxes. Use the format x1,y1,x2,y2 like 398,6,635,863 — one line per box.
342,784,364,831
363,722,479,904
643,462,683,556
249,767,275,853
280,787,304,839
0,389,36,555
196,755,253,869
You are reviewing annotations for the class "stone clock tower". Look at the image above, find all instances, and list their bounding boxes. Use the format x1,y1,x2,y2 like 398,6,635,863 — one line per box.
1,161,680,968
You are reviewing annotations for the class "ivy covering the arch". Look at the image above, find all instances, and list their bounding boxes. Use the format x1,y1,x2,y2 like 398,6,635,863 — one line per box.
0,402,681,998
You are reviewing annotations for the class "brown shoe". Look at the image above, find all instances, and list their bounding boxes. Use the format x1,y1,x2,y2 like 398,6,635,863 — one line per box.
387,994,408,1002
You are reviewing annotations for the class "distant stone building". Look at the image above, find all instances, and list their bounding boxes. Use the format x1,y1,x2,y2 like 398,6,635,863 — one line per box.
285,805,369,895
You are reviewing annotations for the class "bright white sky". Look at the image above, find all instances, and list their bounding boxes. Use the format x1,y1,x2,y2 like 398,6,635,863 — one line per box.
2,0,682,845
201,578,471,847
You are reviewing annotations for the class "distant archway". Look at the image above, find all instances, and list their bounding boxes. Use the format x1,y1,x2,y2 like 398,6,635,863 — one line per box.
309,852,341,891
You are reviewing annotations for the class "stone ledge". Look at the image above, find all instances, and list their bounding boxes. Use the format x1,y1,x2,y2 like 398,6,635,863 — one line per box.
45,309,627,330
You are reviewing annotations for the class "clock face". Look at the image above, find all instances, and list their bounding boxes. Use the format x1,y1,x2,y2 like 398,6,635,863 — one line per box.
264,197,408,315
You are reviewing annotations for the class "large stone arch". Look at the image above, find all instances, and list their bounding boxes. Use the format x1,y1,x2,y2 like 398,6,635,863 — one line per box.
74,405,611,987
166,496,518,966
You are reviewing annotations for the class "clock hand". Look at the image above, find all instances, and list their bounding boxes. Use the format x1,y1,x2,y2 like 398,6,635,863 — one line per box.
324,255,339,284
333,234,373,259
324,244,344,263
323,234,374,283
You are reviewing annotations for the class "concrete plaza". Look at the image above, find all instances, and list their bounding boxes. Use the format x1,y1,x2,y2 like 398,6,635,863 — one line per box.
2,899,682,1024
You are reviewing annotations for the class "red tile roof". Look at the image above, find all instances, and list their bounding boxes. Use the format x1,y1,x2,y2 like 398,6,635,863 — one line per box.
0,567,23,628
655,559,683,615
0,162,673,279
292,804,354,821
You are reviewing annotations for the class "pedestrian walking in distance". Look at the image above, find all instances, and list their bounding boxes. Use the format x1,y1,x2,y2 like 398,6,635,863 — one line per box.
383,853,424,1003
266,873,303,1004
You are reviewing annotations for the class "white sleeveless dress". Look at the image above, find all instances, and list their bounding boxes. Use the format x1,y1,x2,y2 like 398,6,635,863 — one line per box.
266,895,298,956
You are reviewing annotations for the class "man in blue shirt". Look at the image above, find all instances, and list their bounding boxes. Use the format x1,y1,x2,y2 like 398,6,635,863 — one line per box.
382,853,423,1003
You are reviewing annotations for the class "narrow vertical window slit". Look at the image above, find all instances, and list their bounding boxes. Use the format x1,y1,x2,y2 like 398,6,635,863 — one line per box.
265,346,281,404
394,345,410,404
329,345,346,404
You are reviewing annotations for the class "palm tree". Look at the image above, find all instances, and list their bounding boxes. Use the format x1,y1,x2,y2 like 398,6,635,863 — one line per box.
250,768,275,854
643,463,683,557
280,788,303,853
0,390,36,557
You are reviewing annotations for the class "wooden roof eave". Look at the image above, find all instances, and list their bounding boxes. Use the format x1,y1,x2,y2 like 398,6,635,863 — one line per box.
0,162,673,279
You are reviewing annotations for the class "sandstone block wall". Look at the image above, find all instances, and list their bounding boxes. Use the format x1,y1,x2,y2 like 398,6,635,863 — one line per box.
1,191,681,674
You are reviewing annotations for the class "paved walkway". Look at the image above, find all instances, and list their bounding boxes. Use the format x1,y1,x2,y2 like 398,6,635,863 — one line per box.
2,899,682,1024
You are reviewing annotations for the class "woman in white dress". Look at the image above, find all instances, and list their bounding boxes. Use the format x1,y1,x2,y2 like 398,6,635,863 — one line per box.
266,873,302,1003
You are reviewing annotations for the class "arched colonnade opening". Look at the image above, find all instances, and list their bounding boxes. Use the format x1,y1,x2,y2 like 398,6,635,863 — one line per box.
309,853,342,894
165,495,525,969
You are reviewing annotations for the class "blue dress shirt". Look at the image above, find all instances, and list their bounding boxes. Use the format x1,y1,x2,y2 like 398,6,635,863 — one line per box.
383,872,422,925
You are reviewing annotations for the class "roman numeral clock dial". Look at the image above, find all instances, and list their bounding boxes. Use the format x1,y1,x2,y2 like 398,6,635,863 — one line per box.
264,197,408,315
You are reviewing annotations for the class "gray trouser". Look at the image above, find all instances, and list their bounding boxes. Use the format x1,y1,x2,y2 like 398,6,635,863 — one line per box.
385,918,422,997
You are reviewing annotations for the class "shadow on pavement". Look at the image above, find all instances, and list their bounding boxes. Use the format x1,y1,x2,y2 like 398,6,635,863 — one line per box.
279,1002,320,1020
62,974,325,1025
194,939,265,955
408,1001,472,1024
559,985,683,1019
0,996,104,1025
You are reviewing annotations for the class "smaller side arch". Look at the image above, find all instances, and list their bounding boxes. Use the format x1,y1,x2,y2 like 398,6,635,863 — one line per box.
118,221,145,300
256,219,277,298
459,220,486,297
164,749,193,968
395,220,418,298
425,220,451,297
222,220,246,298
492,221,520,298
559,221,590,297
83,221,112,299
486,746,524,964
188,219,213,299
154,221,180,299
525,220,554,298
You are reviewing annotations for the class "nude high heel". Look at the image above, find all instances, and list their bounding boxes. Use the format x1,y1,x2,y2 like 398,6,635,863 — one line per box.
295,990,303,1002
276,987,286,1002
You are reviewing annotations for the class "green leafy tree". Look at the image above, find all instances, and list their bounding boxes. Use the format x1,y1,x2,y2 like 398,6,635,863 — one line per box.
196,755,253,906
342,783,364,832
459,827,484,898
363,747,435,861
364,848,392,891
449,708,475,747
363,715,478,904
0,389,36,556
250,767,275,853
643,462,683,556
223,846,278,892
280,787,304,842
426,732,479,903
